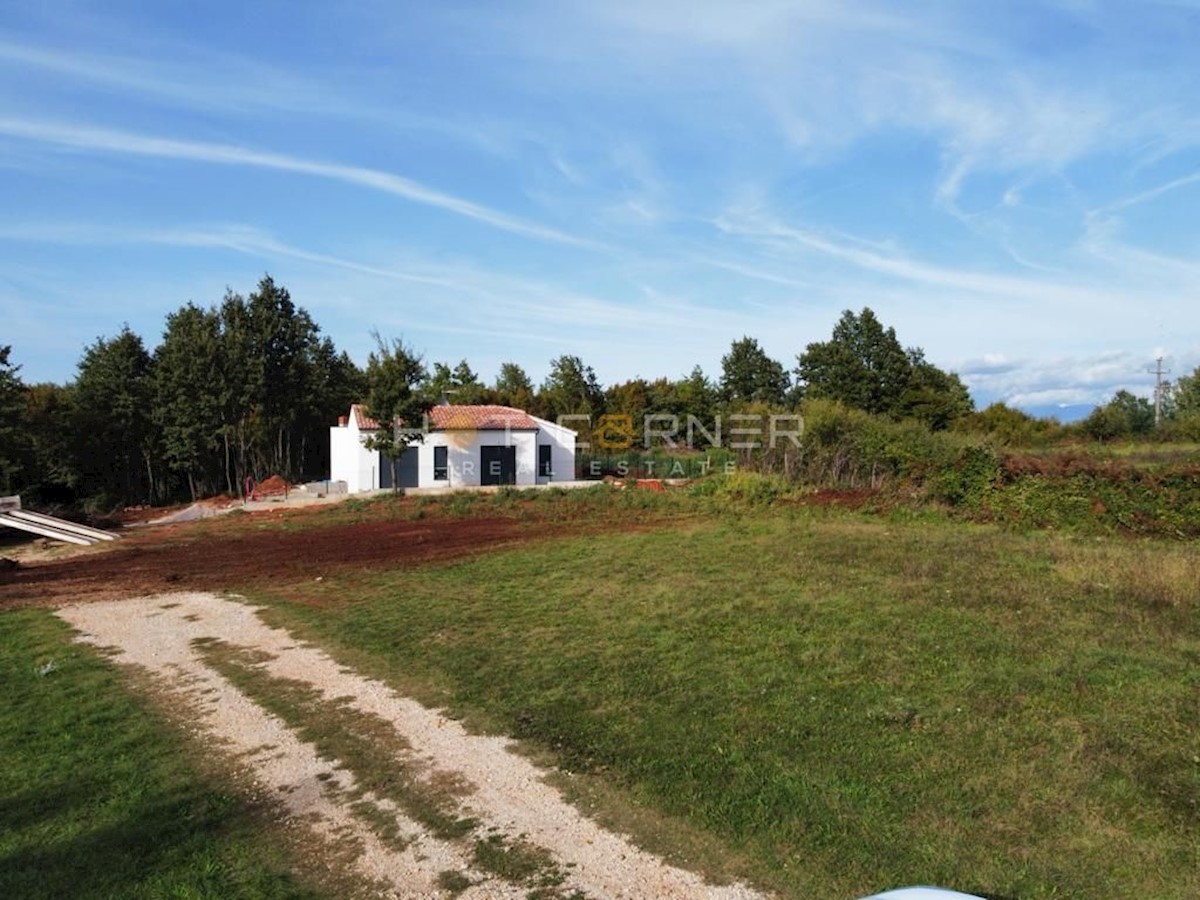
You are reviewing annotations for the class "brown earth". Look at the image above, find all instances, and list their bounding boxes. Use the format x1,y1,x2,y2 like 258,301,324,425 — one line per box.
0,514,549,609
254,474,291,496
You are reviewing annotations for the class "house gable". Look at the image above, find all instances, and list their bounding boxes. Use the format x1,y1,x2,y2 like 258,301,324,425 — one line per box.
331,403,577,491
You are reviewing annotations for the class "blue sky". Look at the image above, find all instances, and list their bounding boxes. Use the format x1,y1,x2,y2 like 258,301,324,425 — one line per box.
2,1,1198,417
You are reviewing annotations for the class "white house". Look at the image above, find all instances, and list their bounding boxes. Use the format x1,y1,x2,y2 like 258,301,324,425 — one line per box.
330,403,577,492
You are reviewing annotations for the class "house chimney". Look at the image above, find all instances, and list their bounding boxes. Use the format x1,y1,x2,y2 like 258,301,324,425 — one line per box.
337,415,348,427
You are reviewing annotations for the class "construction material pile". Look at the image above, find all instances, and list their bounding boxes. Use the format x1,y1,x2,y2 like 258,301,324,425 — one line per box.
255,475,290,497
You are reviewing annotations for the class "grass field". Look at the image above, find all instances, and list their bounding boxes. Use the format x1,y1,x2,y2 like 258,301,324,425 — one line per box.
0,611,330,899
250,508,1199,899
3,492,1198,899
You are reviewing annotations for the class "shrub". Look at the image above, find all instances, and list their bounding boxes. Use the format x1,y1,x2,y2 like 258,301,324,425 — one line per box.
691,471,793,506
929,445,1001,506
788,398,966,489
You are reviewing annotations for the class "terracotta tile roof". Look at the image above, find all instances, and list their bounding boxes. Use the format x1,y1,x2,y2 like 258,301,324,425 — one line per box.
429,405,539,431
350,404,381,430
347,403,539,432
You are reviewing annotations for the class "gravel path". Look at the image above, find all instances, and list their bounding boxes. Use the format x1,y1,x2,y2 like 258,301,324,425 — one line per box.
57,591,768,900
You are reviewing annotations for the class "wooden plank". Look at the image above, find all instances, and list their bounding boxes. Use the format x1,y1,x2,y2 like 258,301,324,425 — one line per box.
0,495,20,512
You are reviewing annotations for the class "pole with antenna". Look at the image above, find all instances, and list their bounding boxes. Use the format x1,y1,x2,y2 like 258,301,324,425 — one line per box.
1149,356,1170,429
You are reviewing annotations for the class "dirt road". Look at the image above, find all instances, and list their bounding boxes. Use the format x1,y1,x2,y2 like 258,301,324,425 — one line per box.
58,591,766,900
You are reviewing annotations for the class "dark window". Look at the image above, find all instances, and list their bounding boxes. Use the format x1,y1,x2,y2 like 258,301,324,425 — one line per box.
433,445,448,480
538,444,552,477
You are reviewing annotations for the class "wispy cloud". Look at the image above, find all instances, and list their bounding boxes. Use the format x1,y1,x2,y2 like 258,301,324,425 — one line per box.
0,118,602,249
526,2,1120,206
0,217,739,338
712,210,1116,306
0,39,335,116
0,37,532,160
3,2,1199,407
1089,169,1200,218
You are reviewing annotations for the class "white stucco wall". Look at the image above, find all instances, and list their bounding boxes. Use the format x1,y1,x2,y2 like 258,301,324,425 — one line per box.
412,430,538,488
329,420,379,492
332,411,578,492
412,423,577,487
532,416,577,483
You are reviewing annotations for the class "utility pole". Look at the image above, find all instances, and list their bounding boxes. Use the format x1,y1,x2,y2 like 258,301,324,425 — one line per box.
1149,356,1170,428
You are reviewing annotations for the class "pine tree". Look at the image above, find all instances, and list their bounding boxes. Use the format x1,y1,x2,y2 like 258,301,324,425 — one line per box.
73,327,157,506
720,337,789,406
153,303,226,500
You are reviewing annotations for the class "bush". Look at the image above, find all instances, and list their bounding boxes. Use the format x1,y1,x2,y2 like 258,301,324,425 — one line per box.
690,471,793,506
969,454,1200,537
788,398,965,489
929,445,1001,506
577,448,736,480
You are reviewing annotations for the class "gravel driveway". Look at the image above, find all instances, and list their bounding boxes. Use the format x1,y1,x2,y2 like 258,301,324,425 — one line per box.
57,591,767,900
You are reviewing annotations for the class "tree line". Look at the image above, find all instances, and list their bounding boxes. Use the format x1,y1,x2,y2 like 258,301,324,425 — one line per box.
3,273,1193,509
1,277,362,507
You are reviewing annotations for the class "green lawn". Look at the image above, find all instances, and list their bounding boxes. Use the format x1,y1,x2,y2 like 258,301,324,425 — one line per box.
4,497,1197,899
251,510,1200,900
0,611,325,900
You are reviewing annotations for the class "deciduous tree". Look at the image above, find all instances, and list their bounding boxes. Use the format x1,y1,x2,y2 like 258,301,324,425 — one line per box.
899,350,975,429
539,355,605,420
1170,365,1200,419
217,276,360,489
0,346,27,494
364,333,428,491
493,362,535,410
22,382,78,502
796,308,972,427
795,309,911,416
675,365,719,424
427,359,486,404
720,337,789,406
1082,390,1154,440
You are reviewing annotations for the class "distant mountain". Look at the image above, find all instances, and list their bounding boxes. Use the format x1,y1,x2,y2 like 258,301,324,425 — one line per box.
1014,403,1092,423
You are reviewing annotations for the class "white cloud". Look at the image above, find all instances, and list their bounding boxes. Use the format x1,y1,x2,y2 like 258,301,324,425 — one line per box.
3,1,1200,407
0,117,601,249
1090,169,1200,218
0,39,340,116
712,210,1119,306
961,349,1191,409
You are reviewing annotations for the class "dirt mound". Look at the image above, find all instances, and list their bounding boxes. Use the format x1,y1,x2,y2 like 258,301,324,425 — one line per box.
255,475,291,497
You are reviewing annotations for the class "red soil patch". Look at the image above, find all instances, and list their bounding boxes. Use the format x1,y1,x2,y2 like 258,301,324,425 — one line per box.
635,479,666,492
0,515,543,608
255,475,291,497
